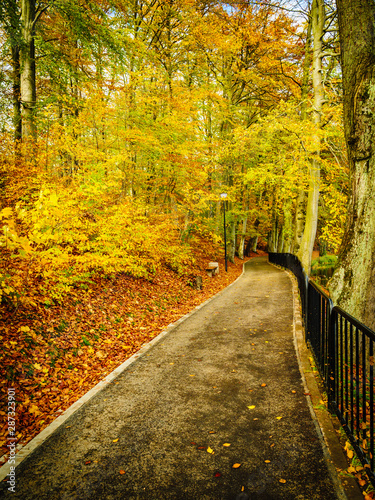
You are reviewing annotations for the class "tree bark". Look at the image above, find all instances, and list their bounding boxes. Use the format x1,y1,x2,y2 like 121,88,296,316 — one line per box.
20,0,36,140
12,45,22,142
329,0,375,330
297,0,324,274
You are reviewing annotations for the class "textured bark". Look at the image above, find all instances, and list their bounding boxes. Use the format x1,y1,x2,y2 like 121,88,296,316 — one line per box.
20,0,36,140
329,0,375,330
237,216,247,260
297,0,324,274
12,45,22,142
268,211,278,253
292,189,307,254
228,218,236,263
281,200,293,253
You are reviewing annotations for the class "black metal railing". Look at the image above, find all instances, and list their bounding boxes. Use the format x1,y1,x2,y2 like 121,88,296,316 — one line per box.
268,252,375,487
307,281,333,385
330,308,375,478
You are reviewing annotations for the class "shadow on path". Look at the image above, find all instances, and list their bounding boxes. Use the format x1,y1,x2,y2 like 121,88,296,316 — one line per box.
1,257,340,499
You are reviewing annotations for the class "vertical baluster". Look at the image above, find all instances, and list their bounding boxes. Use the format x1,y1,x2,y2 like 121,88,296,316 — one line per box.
350,322,354,435
369,340,374,471
362,333,366,443
345,318,349,423
340,315,344,415
355,327,360,441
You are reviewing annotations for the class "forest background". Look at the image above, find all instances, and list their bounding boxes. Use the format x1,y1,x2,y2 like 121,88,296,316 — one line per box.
0,0,349,467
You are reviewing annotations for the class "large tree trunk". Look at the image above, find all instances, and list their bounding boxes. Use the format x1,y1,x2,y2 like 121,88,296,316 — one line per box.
329,0,375,330
292,12,312,255
12,45,22,142
20,0,36,140
297,0,324,274
237,215,247,259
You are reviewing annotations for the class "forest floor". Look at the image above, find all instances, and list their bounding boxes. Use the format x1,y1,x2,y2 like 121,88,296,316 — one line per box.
0,243,261,465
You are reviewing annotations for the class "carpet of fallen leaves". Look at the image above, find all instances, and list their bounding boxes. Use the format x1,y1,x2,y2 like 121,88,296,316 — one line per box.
0,244,262,465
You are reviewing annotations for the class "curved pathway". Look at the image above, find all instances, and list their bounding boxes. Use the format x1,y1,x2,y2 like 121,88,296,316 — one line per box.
1,257,342,499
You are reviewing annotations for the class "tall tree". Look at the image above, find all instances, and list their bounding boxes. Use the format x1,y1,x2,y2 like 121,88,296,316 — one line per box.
329,0,375,330
20,0,37,139
1,0,22,141
296,0,325,274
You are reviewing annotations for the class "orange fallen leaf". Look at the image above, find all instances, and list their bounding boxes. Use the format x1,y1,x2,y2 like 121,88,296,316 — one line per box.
119,470,126,475
279,479,287,483
113,438,119,443
223,443,231,447
261,383,267,387
232,463,241,469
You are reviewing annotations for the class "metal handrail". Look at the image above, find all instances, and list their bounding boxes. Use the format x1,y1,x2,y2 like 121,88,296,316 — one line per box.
268,252,375,486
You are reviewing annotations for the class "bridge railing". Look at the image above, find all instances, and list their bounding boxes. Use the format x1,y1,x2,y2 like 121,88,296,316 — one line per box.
268,252,375,487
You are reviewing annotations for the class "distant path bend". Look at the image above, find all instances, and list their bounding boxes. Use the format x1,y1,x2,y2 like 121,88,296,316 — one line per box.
1,257,340,499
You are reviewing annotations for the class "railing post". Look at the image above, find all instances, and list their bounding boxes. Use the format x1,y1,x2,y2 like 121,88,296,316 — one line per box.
304,274,309,342
327,303,336,410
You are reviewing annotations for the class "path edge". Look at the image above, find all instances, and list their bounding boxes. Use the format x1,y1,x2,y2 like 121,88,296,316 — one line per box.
0,260,249,482
280,265,363,500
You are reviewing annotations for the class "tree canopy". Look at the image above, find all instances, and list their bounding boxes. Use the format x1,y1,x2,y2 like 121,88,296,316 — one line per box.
0,0,348,308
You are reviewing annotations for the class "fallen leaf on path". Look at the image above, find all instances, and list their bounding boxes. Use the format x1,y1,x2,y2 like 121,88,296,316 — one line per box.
276,416,283,420
232,463,241,469
119,470,126,475
113,438,119,443
279,479,286,483
223,443,231,447
248,405,256,410
265,460,271,463
207,446,214,454
261,383,267,387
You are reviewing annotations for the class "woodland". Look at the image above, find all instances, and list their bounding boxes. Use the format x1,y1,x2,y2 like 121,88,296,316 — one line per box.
0,0,374,491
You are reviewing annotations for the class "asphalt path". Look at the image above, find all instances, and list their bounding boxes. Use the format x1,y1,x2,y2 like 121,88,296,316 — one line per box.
1,257,340,499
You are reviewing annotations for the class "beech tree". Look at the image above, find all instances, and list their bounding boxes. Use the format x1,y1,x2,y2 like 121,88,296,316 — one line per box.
329,0,375,330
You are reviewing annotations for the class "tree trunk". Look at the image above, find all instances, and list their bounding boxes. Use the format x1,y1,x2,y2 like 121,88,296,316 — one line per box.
292,189,306,254
237,216,247,259
297,0,324,274
12,45,22,142
292,11,312,255
20,0,36,140
268,211,278,253
228,218,236,263
329,0,375,330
